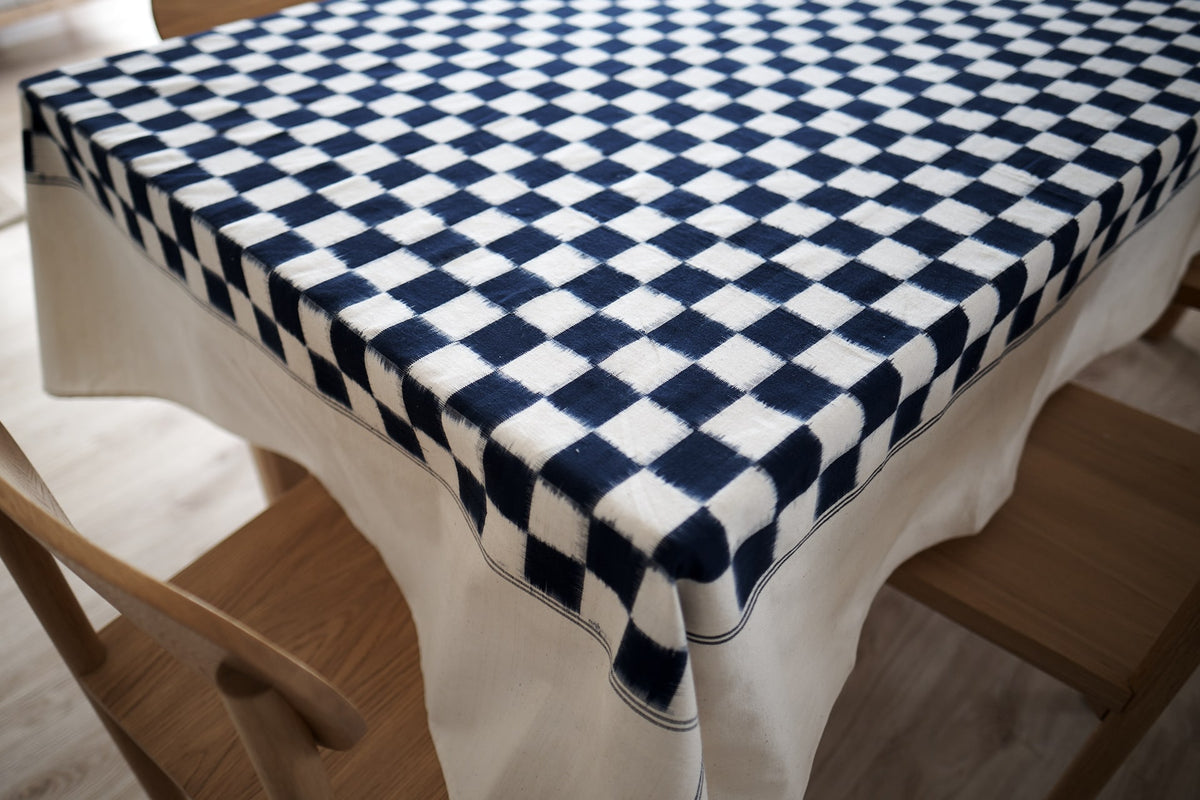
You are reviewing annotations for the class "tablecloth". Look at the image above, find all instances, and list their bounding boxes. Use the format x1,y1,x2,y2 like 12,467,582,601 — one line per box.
22,0,1200,796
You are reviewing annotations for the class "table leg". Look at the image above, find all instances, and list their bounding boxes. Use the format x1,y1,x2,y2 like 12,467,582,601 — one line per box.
250,447,308,502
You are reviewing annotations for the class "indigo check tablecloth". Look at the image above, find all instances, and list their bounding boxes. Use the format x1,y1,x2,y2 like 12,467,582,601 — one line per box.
22,0,1200,796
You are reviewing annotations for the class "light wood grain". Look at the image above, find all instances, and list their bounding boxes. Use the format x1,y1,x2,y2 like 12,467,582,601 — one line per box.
3,428,449,800
889,386,1200,799
2,2,1199,799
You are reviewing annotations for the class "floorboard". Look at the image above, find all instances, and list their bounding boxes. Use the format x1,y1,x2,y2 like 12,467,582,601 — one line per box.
0,2,1197,798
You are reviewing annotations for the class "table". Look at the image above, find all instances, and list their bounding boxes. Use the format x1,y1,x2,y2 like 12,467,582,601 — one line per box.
21,0,1200,796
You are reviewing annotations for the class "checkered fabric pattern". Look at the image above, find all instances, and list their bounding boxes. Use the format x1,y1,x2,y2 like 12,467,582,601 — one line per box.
22,0,1200,724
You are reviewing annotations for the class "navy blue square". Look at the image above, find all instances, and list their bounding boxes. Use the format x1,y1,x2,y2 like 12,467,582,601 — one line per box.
307,271,378,312
254,307,284,358
563,265,637,307
650,223,719,260
649,266,724,306
890,386,930,447
542,434,640,508
550,368,640,427
742,308,823,359
311,352,350,408
817,446,859,516
837,309,917,355
402,372,448,447
728,222,794,259
753,363,840,421
823,261,899,304
572,226,636,260
650,365,740,427
372,317,450,371
476,269,551,311
408,228,476,266
462,315,546,365
613,622,688,710
524,535,585,612
456,464,487,531
450,372,537,432
732,524,776,607
586,519,646,610
652,432,751,501
201,268,233,318
555,315,639,361
651,507,730,582
377,401,423,459
483,440,536,528
387,270,468,314
849,362,902,435
910,259,986,302
648,309,730,359
736,262,813,303
488,226,561,265
267,271,305,340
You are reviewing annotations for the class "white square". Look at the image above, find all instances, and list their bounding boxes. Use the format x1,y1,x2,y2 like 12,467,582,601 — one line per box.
795,335,883,388
500,341,591,394
516,290,596,336
923,198,991,236
682,170,746,203
689,242,763,281
600,337,691,393
942,238,1015,279
687,204,756,238
607,206,676,241
490,399,590,470
602,286,686,333
595,470,702,543
786,284,862,328
702,395,804,459
775,240,850,280
470,173,529,206
699,335,785,391
528,481,589,562
828,167,897,197
873,283,956,328
607,243,679,282
410,343,495,400
423,291,505,340
858,239,929,279
522,244,596,286
596,399,690,465
297,211,368,249
703,467,779,546
443,250,515,286
537,174,602,207
535,207,601,241
453,207,525,247
842,200,915,236
342,293,415,338
692,284,776,331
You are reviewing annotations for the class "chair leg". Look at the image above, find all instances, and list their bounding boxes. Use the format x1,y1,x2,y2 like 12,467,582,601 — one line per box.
217,666,334,800
1046,583,1200,800
1142,303,1185,341
87,696,188,800
250,446,308,502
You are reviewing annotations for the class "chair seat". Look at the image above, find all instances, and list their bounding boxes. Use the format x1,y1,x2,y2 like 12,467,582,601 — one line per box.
889,384,1200,712
82,477,448,799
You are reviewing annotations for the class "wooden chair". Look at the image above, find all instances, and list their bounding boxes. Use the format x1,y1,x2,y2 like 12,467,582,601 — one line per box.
888,384,1200,799
0,420,447,799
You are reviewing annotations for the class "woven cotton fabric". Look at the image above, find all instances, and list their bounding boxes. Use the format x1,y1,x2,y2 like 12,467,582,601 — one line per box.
22,0,1200,724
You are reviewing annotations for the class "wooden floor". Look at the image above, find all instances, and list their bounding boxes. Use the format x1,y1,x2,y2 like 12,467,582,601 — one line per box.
0,2,1197,798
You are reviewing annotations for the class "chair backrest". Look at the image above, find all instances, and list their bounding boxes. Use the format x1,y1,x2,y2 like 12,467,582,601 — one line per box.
152,0,300,38
0,420,365,751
